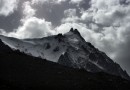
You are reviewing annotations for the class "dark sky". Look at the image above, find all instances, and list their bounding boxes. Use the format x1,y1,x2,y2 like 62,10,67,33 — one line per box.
0,0,130,75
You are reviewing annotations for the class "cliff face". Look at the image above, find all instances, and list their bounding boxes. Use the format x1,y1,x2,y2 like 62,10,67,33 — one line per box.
58,29,130,80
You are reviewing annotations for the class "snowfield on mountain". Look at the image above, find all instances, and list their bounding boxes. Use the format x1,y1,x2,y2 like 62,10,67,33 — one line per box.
0,28,129,80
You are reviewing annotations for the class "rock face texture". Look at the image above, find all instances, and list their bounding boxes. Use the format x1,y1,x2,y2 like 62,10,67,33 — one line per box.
0,28,129,80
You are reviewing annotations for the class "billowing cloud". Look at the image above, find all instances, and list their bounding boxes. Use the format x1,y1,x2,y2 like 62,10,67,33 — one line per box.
22,1,36,19
0,0,19,16
79,0,130,61
3,1,54,39
8,17,55,39
0,0,55,39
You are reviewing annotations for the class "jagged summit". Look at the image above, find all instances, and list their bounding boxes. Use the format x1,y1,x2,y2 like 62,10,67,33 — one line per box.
67,28,81,36
70,27,74,32
0,28,129,80
70,28,81,35
65,28,85,42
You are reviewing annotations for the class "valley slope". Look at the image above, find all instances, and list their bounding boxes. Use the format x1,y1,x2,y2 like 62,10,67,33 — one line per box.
0,39,130,90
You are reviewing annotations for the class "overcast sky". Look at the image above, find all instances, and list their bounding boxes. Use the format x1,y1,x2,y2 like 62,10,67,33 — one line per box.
0,0,130,75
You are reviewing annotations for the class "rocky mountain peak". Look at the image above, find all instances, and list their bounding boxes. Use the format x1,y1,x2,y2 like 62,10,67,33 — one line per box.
0,28,129,80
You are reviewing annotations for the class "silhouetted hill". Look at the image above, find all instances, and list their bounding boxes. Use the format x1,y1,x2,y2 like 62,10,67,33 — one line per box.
0,39,130,90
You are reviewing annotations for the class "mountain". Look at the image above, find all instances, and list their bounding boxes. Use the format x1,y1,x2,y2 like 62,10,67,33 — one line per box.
0,28,129,80
0,39,130,90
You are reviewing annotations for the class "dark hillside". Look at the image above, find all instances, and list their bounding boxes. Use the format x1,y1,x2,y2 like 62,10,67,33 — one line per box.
0,39,130,90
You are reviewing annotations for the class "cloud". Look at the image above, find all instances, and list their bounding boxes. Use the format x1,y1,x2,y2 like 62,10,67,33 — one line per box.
31,0,82,27
81,0,130,26
84,0,130,74
69,0,83,4
0,0,19,16
79,0,130,61
62,9,80,23
8,17,55,39
64,9,77,17
32,0,83,5
22,1,36,19
0,0,57,39
31,0,67,4
0,29,7,35
0,1,55,39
